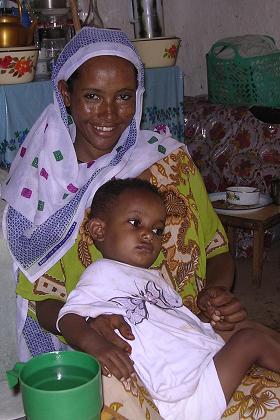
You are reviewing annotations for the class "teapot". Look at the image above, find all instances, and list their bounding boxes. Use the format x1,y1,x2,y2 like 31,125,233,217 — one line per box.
0,0,37,48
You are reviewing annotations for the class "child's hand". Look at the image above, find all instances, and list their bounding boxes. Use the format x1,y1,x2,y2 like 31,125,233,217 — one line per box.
198,297,223,326
197,288,219,321
197,286,246,331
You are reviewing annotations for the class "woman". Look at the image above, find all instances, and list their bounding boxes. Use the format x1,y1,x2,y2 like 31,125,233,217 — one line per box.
2,27,278,419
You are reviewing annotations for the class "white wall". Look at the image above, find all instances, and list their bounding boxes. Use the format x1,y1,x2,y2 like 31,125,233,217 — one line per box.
97,0,280,96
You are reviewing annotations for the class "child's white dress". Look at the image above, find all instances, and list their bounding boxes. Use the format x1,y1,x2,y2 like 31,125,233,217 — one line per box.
58,259,226,420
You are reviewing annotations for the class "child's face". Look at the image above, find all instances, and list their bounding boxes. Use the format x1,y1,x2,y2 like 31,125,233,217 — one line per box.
99,189,166,268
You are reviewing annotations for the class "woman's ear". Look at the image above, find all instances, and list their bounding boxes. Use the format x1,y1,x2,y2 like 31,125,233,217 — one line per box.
87,218,105,242
58,80,71,108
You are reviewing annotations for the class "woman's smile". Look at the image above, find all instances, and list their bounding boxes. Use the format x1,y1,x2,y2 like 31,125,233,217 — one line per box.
94,126,114,132
91,123,119,139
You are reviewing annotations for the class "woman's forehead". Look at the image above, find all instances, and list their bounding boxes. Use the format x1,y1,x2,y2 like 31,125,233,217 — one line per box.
74,56,138,89
80,55,137,73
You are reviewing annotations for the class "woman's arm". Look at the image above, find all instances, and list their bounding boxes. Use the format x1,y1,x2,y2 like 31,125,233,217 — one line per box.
36,299,64,335
36,299,135,352
206,252,235,290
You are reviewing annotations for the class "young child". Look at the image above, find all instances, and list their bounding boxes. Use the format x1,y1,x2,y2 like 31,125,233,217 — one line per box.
58,178,280,420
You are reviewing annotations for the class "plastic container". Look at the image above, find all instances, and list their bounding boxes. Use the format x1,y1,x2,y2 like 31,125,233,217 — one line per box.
7,351,102,420
207,35,280,107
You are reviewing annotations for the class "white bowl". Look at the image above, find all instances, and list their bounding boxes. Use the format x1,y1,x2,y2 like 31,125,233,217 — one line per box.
132,36,181,68
0,46,39,84
226,186,260,206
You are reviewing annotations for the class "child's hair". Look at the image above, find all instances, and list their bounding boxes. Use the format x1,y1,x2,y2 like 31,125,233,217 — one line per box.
90,178,163,218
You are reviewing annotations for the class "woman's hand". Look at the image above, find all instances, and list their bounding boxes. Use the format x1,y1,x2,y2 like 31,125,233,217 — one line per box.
87,314,135,354
81,330,135,380
197,286,247,331
58,313,135,381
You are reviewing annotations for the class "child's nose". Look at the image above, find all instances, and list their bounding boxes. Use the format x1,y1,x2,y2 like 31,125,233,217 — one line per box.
140,228,153,242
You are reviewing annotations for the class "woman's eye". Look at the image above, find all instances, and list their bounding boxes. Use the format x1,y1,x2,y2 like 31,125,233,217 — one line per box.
129,219,140,227
117,92,134,102
119,94,130,100
85,93,100,100
152,227,164,236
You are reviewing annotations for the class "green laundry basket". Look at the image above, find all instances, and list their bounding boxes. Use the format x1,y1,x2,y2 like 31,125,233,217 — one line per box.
207,36,280,107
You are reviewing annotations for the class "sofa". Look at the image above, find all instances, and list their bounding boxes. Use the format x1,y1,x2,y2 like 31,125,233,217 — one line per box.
184,96,280,257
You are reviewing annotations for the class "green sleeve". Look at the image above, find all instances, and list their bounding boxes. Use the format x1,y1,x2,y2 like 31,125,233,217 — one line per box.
188,156,229,259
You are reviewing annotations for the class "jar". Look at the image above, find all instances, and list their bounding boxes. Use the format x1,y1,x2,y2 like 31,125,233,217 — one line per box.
40,7,68,35
35,45,49,79
41,27,66,76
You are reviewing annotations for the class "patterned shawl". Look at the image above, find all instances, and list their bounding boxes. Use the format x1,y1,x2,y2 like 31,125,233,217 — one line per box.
1,27,181,282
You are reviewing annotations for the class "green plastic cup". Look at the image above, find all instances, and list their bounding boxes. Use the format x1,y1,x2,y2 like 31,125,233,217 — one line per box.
6,351,103,420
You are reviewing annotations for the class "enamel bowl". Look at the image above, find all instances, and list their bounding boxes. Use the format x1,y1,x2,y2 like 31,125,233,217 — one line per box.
226,186,260,206
0,45,39,84
132,36,181,68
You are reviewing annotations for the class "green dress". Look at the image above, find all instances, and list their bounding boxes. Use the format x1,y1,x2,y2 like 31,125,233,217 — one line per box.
17,148,228,321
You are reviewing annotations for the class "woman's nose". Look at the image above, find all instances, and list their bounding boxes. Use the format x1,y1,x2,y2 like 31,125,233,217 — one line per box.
99,99,117,120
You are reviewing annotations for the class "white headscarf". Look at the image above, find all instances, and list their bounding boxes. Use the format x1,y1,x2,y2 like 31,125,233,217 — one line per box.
1,27,181,282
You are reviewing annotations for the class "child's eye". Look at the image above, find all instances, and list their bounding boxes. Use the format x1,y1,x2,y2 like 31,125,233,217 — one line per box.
152,227,164,236
129,219,141,227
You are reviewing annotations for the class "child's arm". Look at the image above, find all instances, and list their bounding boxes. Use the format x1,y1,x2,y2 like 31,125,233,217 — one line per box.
58,313,135,380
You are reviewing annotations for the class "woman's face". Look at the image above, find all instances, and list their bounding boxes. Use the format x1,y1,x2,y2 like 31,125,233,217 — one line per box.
59,55,137,161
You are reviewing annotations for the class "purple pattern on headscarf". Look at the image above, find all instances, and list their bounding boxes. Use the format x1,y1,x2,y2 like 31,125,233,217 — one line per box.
67,183,78,193
20,147,26,157
40,168,48,179
21,188,32,198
